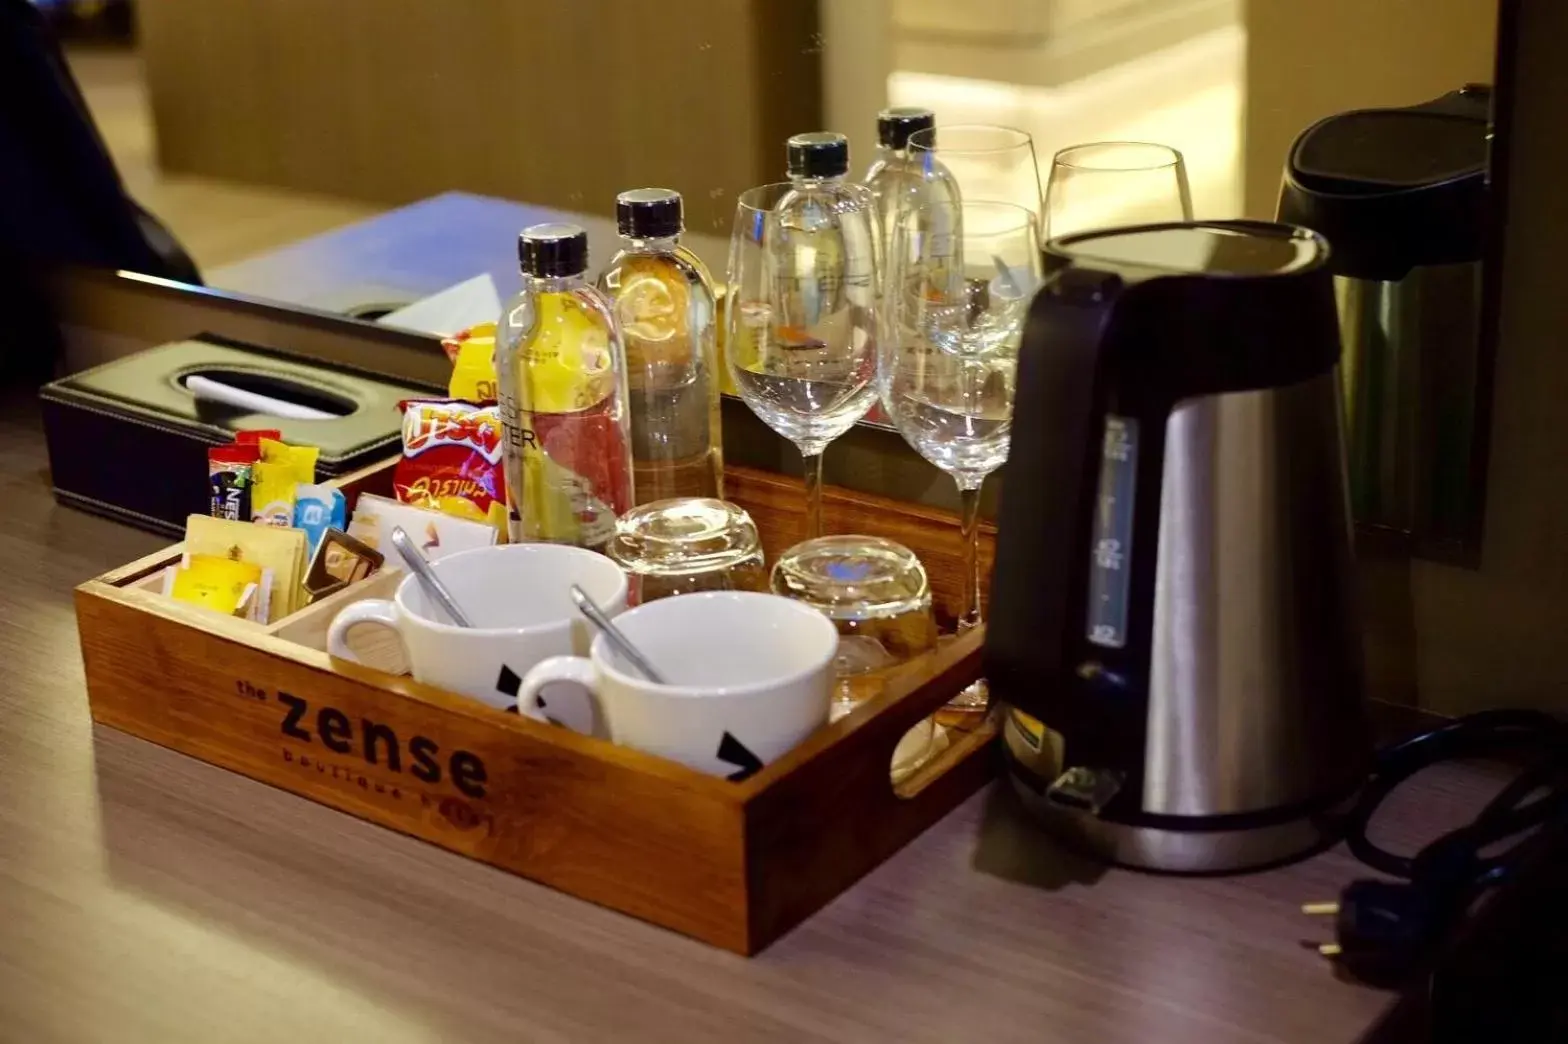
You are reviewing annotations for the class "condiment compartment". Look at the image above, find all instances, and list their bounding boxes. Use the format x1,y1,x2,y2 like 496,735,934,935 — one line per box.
75,458,997,954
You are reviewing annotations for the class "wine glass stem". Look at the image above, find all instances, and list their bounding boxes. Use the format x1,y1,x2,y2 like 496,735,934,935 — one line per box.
803,447,826,539
957,478,984,632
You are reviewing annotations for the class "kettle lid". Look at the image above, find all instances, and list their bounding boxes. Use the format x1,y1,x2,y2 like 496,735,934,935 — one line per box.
1042,219,1340,399
1292,110,1485,192
1277,86,1489,280
1046,221,1326,278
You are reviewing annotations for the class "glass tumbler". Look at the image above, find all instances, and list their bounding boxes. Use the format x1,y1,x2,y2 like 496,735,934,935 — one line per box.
770,534,940,780
607,498,766,605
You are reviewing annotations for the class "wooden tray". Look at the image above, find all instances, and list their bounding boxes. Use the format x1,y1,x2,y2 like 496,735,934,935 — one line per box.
74,460,998,955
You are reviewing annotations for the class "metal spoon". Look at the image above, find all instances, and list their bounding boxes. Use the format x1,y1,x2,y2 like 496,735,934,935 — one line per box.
991,253,1024,297
569,584,666,684
389,526,474,628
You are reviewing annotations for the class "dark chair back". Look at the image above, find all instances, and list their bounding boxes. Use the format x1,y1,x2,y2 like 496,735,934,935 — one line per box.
0,0,198,382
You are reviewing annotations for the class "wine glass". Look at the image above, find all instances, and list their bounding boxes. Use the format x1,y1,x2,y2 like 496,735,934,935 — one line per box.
880,199,1042,719
1044,142,1194,238
726,183,879,538
906,124,1044,230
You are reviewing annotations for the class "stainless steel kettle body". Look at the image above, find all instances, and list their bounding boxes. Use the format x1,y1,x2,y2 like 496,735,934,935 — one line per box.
987,221,1369,873
1336,263,1483,547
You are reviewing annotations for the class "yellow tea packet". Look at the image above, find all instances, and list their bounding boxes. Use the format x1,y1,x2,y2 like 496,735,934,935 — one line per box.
251,439,319,527
250,461,298,527
184,514,308,619
259,437,319,478
168,554,262,617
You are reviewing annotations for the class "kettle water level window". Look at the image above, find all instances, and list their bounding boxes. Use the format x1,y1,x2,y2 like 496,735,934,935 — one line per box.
1086,415,1137,649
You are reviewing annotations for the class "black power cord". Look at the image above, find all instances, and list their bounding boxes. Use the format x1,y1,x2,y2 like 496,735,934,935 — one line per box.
1303,709,1568,988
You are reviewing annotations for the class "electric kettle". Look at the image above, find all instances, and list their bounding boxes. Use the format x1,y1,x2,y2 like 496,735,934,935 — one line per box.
1276,86,1491,559
986,220,1369,872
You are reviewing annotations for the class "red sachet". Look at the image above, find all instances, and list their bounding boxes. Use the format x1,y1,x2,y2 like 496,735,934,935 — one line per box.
208,443,261,521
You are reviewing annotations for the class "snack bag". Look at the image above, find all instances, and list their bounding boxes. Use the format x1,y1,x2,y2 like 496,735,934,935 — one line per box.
394,399,508,535
443,321,498,402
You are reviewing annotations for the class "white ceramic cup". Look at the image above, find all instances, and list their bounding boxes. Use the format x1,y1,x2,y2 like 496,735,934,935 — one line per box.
516,591,837,779
327,544,627,712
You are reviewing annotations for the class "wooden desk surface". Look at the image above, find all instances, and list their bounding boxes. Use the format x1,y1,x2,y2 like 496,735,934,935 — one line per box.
207,191,731,317
5,390,1485,1043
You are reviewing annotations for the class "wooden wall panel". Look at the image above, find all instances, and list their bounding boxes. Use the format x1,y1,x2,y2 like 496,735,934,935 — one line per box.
137,0,823,231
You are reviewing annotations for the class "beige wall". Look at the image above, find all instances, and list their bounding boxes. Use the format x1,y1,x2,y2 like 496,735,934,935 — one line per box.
1242,0,1498,217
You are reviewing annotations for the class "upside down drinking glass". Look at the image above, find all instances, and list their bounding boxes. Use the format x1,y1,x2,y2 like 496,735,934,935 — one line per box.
880,199,1042,719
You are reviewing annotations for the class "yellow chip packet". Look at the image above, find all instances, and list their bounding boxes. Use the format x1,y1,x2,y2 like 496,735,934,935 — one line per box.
447,326,498,402
485,500,509,538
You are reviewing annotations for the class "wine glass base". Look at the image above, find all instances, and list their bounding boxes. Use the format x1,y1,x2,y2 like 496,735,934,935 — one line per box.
890,719,942,784
830,695,941,784
934,678,990,731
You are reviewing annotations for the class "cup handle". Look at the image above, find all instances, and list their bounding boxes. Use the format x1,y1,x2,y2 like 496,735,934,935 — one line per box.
516,656,597,730
326,598,400,664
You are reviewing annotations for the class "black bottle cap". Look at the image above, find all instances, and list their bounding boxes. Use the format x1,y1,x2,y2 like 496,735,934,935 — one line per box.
518,222,589,278
877,107,935,150
786,132,850,178
616,188,684,239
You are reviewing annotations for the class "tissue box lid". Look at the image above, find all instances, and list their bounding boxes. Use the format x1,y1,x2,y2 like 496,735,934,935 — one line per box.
41,337,434,465
41,337,438,535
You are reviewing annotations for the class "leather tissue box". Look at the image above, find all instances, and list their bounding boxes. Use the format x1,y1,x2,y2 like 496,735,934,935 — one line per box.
41,337,434,536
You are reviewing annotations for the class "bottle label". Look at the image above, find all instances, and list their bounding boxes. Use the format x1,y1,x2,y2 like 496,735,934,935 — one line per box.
616,262,693,376
499,288,634,548
519,311,615,413
501,394,631,548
